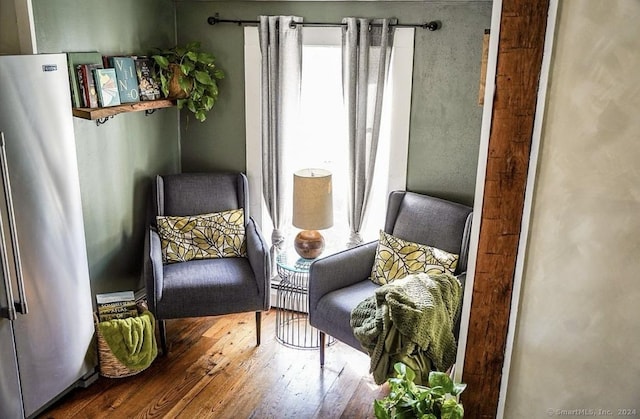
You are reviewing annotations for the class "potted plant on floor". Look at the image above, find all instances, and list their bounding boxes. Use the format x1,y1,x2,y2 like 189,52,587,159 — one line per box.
152,41,225,122
374,362,466,419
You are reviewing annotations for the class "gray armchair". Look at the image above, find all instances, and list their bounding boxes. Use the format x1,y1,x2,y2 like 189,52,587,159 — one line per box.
308,191,472,366
143,172,270,354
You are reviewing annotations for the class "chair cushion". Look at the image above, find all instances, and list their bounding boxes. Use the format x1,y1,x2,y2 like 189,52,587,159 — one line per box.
370,230,458,285
314,280,379,351
385,192,472,274
157,258,261,319
157,173,244,217
156,209,247,263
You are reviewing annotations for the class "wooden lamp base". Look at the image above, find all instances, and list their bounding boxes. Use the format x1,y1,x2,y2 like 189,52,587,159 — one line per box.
294,230,325,259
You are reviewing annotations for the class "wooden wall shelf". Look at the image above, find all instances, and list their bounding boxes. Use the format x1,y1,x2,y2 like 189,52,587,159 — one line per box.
72,99,175,122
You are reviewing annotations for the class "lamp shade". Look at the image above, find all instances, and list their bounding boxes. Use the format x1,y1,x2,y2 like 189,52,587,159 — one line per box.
292,169,333,230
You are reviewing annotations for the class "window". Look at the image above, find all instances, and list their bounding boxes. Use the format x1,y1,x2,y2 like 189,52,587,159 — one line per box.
244,26,414,251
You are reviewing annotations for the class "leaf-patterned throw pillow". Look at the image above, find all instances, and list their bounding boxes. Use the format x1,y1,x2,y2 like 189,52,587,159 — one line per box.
370,230,459,285
156,209,247,264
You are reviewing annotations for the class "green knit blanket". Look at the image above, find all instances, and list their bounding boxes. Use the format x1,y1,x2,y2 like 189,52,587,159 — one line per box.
98,310,158,371
350,272,462,385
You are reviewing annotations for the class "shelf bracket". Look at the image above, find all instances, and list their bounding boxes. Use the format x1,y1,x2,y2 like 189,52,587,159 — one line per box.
95,116,114,126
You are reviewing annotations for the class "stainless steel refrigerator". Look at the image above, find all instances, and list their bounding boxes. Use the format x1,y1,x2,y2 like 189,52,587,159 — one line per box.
0,54,97,418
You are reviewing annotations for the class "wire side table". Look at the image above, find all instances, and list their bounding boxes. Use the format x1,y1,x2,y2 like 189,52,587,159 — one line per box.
275,250,334,349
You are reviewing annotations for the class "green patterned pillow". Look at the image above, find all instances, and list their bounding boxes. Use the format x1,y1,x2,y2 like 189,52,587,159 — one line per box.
370,230,459,285
156,209,247,264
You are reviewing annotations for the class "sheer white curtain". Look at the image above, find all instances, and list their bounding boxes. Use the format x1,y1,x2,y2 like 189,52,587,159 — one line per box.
258,15,303,261
244,26,413,254
342,18,394,247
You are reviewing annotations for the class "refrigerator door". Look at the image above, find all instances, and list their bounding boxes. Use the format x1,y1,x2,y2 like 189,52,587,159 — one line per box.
1,173,24,418
0,315,24,418
0,54,96,418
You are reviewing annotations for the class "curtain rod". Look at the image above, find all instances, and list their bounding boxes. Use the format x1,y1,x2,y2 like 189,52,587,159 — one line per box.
206,14,440,31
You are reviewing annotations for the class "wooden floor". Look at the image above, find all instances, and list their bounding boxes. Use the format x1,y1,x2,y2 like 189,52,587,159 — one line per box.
38,310,388,419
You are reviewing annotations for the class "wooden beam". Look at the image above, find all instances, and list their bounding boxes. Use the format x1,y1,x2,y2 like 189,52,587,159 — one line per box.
461,0,550,417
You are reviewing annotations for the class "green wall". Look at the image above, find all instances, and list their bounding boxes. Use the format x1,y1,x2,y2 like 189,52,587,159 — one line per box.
6,0,489,298
175,1,491,206
32,0,180,295
0,1,21,54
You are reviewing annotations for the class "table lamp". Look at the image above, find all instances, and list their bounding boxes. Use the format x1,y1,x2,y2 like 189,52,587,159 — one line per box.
292,168,333,259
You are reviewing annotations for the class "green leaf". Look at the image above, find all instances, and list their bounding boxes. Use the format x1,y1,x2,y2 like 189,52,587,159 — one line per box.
207,82,219,97
152,55,169,69
159,73,169,97
428,371,454,395
185,41,200,51
198,52,216,64
373,400,391,419
404,365,416,384
178,76,191,92
203,96,215,111
428,386,446,397
396,405,416,419
214,68,225,79
194,70,214,85
195,110,206,122
185,51,199,62
452,383,467,396
176,99,187,109
181,61,195,76
440,398,464,419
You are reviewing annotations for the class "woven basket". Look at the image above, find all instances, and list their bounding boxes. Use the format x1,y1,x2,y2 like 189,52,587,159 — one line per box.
94,303,154,378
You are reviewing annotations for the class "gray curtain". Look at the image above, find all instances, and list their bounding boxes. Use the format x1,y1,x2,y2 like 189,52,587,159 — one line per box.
259,16,303,259
342,18,394,247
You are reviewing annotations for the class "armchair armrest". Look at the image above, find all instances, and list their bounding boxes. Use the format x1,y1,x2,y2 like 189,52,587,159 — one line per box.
308,241,378,314
245,217,271,310
456,272,466,291
145,229,164,315
453,271,466,340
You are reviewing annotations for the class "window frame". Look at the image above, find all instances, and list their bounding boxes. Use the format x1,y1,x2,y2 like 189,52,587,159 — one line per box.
243,25,415,244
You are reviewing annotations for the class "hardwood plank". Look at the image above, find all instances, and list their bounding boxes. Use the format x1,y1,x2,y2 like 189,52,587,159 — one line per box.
339,379,387,419
85,323,214,417
38,311,385,419
169,318,260,417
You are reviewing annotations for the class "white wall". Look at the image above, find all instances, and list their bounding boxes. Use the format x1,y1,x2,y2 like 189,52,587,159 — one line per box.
504,1,640,417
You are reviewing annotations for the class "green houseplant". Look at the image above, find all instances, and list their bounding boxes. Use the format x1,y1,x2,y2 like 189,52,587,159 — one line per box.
152,41,225,122
374,362,466,419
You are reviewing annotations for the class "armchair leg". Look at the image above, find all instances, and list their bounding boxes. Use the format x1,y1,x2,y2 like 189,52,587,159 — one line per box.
255,311,262,346
320,332,326,367
159,319,168,355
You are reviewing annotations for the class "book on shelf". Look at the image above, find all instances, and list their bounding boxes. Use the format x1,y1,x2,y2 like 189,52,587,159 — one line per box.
93,68,121,107
134,57,162,101
96,291,137,322
76,63,103,108
109,56,140,103
102,55,115,70
96,290,134,305
66,51,103,108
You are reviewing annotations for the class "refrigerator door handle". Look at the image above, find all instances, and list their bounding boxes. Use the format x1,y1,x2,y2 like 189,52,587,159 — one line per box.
0,132,28,315
0,196,16,320
0,133,17,320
